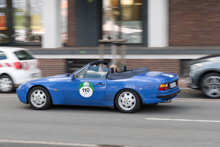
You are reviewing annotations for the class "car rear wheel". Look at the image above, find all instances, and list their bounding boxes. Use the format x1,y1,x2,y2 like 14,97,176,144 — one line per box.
0,75,14,93
115,89,141,113
28,86,52,110
201,73,220,98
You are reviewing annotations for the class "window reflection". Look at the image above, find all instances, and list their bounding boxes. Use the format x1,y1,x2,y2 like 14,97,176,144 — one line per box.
13,0,43,43
0,0,9,43
12,0,67,44
102,0,142,43
61,0,67,43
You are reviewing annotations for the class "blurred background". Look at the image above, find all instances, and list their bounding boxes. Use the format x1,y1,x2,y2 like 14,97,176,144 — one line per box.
1,0,219,88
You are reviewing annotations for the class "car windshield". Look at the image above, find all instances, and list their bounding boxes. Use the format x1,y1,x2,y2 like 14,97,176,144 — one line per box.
14,50,35,60
72,65,88,75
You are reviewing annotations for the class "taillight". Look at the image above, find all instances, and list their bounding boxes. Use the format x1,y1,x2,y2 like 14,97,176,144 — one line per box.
14,62,22,69
176,81,178,86
159,84,169,91
36,61,39,68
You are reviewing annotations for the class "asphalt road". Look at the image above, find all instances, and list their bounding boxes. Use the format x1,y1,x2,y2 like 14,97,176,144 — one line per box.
0,90,219,147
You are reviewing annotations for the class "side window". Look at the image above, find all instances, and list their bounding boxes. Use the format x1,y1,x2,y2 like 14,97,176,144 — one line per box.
75,67,88,79
0,51,7,60
84,64,108,79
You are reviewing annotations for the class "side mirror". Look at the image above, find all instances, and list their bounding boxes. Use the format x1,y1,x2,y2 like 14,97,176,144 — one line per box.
71,74,75,80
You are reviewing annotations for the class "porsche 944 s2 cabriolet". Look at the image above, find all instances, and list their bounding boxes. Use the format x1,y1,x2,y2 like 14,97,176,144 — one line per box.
17,61,180,113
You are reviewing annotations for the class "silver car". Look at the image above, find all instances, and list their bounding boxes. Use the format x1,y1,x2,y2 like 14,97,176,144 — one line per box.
187,54,220,98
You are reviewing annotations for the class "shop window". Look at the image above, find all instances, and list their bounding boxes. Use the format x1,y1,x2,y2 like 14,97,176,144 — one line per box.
12,0,67,44
13,0,43,44
61,0,68,43
102,0,142,43
0,0,9,43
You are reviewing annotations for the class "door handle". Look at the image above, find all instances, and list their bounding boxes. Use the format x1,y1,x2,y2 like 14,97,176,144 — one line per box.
97,82,105,86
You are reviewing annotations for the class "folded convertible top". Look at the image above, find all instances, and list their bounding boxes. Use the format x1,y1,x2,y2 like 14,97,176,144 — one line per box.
107,67,150,80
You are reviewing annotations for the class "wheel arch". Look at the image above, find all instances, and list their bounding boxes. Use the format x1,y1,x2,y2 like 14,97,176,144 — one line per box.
0,73,14,82
26,85,53,104
198,70,220,89
113,88,144,107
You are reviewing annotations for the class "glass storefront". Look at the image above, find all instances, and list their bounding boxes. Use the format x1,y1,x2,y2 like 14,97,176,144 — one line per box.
0,0,10,43
13,0,43,44
0,0,67,45
61,0,67,43
102,0,142,43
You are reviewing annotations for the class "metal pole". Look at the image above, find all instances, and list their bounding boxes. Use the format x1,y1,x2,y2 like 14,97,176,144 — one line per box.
111,43,117,64
121,44,126,65
117,0,122,39
99,44,104,60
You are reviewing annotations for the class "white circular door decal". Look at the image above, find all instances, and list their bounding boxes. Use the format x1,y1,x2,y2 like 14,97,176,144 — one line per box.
79,82,94,98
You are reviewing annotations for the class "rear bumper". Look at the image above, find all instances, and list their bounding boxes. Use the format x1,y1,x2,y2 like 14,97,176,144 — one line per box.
143,88,180,104
157,90,180,98
13,69,41,85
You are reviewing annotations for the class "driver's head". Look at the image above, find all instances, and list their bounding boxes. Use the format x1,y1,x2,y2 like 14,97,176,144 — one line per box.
109,64,118,73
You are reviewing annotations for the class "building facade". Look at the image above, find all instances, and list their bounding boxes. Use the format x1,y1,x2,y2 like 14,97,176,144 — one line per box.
1,0,220,78
1,0,219,47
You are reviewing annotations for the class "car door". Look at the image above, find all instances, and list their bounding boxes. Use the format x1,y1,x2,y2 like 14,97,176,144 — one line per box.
64,64,108,101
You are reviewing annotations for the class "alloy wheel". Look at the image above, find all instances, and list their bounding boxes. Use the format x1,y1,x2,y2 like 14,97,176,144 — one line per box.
30,90,47,108
0,77,13,92
202,76,220,98
118,91,136,111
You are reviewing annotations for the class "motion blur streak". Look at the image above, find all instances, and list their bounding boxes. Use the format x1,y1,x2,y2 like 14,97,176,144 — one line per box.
0,139,137,147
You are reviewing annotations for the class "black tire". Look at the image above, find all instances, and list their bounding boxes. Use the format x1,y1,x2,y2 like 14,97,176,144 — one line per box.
0,75,14,93
28,86,52,110
115,89,141,113
200,72,220,98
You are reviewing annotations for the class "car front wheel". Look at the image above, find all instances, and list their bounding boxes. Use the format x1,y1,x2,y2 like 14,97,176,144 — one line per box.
28,86,52,110
0,75,14,93
115,89,141,113
201,73,220,98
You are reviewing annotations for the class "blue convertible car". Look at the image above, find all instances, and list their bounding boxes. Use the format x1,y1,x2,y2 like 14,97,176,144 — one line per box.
17,61,180,113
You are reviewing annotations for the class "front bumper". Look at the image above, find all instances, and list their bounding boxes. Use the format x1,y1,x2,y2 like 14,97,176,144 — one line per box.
16,84,29,104
187,69,203,89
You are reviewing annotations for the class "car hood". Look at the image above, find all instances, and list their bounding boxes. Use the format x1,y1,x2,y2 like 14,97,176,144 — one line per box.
27,74,69,84
188,58,209,65
189,54,220,65
135,71,179,83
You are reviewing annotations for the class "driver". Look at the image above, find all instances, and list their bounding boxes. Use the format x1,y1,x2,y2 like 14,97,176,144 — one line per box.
109,64,118,73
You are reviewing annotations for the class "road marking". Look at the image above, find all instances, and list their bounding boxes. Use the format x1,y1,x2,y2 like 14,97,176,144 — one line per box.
145,118,220,123
0,139,135,147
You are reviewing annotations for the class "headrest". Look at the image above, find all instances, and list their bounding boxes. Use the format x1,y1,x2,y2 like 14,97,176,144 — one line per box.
108,68,114,73
121,66,127,72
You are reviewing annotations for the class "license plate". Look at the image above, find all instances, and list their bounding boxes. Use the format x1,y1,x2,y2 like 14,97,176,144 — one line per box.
31,73,38,78
170,82,176,88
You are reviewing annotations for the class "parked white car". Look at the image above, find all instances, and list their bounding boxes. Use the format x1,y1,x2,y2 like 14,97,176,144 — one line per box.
0,47,41,93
